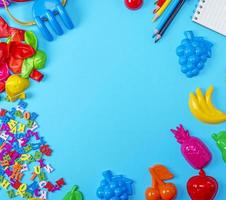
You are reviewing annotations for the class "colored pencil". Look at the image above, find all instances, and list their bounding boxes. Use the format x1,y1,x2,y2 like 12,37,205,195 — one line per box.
152,0,172,22
153,0,180,37
155,0,186,43
153,0,167,13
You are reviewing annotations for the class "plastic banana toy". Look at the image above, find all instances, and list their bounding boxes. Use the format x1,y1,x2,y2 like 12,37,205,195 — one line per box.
188,85,226,124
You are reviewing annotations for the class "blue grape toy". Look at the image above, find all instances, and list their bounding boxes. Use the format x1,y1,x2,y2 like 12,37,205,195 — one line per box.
96,170,134,200
176,31,213,78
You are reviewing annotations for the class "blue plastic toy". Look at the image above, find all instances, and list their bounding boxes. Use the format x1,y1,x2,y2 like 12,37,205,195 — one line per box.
96,170,134,200
176,31,213,78
33,0,74,41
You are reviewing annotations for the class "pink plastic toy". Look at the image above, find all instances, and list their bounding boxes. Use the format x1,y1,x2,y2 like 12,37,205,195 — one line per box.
170,124,212,169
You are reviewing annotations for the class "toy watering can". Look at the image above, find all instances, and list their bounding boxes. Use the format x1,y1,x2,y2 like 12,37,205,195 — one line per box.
1,0,74,41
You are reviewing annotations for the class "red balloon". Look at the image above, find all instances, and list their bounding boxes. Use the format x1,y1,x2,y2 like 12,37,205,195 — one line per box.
187,169,218,200
124,0,143,10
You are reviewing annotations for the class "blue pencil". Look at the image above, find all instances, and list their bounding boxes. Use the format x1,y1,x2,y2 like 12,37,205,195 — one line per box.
153,0,180,37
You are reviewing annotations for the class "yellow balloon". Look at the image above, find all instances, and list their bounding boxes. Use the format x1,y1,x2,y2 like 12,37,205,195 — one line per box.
5,75,30,102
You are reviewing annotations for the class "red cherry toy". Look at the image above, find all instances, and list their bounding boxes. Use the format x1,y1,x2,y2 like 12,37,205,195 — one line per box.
124,0,143,10
187,169,218,200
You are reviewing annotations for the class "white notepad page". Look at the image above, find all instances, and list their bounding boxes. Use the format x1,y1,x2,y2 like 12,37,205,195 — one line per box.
192,0,226,36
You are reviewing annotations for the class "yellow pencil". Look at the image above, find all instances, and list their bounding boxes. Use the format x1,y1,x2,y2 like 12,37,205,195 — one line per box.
153,0,172,22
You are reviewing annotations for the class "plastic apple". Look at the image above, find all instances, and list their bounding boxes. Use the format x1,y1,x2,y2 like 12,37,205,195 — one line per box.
187,169,218,200
124,0,143,10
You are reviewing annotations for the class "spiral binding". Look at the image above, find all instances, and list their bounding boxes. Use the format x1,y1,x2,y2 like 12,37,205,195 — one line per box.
193,0,206,21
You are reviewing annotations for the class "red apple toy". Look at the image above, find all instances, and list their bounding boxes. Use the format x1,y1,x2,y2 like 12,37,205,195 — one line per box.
187,169,218,200
124,0,143,10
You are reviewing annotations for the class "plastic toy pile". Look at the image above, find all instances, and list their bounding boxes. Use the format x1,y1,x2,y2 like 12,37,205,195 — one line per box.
96,170,134,200
0,101,65,199
0,17,47,101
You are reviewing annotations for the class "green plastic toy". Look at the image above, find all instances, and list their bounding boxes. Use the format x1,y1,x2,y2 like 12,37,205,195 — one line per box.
212,131,226,162
63,185,83,200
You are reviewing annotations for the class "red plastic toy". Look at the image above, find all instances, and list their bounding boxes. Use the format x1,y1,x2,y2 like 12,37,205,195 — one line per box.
124,0,143,10
187,169,218,200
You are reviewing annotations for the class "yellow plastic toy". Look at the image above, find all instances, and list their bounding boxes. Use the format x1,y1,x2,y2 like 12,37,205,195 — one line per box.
5,74,30,102
188,85,226,124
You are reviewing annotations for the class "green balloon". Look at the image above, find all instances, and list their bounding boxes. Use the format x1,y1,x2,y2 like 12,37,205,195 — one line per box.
25,30,38,50
212,131,226,163
21,57,34,78
34,50,47,70
63,185,83,200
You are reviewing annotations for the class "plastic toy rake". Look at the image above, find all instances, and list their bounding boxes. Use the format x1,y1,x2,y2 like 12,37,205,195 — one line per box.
1,0,74,41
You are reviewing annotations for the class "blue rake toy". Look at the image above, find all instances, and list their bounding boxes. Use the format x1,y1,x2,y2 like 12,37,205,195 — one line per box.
1,0,74,41
33,0,74,41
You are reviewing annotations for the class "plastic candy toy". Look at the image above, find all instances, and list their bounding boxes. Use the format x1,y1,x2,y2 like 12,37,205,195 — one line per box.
212,131,226,162
170,124,211,169
0,17,47,101
145,165,177,200
0,101,66,199
5,74,30,101
188,85,226,124
2,0,74,41
124,0,143,10
176,31,213,78
96,170,134,200
63,185,83,200
187,169,218,200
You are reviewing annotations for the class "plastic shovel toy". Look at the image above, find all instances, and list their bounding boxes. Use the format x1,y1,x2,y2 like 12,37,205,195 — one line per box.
33,0,74,41
1,0,73,41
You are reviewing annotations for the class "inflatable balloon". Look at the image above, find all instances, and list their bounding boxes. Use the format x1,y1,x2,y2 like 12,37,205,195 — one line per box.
5,74,30,102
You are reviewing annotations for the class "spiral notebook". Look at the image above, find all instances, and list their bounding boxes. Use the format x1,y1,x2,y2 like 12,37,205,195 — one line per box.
192,0,226,36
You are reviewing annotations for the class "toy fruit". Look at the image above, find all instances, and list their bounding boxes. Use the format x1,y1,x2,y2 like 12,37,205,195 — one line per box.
5,74,30,102
187,169,218,200
170,124,211,169
145,165,177,200
176,31,213,78
212,131,226,162
63,185,83,200
96,170,134,200
124,0,143,10
188,85,226,124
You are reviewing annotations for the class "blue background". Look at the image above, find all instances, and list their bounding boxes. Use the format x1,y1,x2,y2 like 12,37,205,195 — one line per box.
1,0,226,199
